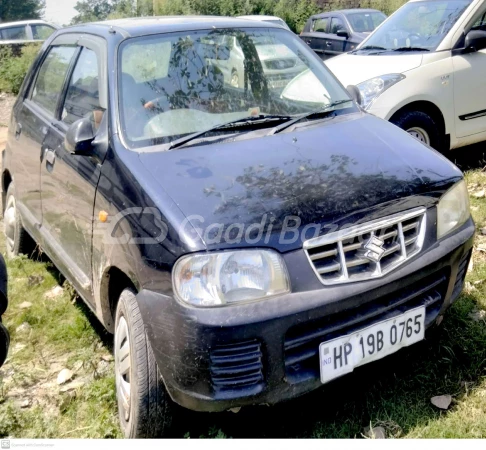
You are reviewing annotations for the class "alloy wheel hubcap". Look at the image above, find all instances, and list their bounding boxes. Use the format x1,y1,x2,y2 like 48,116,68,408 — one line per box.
4,196,16,253
115,316,131,422
407,127,430,145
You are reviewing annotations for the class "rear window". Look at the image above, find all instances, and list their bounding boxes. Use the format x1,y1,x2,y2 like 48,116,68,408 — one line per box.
32,24,55,40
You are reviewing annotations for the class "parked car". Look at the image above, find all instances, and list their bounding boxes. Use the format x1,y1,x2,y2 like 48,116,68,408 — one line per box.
0,254,9,368
0,20,59,42
300,9,386,59
326,0,486,151
3,16,474,438
205,31,306,89
237,15,292,31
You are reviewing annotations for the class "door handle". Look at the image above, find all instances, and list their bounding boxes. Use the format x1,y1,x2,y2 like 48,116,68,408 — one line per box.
306,40,312,45
45,148,56,166
326,42,332,47
15,123,22,139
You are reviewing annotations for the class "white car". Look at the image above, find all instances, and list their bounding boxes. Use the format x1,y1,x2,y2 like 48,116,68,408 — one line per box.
237,15,292,31
326,0,486,151
0,20,58,42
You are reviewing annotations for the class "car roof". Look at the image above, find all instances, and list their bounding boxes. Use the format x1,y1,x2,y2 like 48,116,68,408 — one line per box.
310,9,384,19
0,19,56,29
63,16,283,38
237,15,284,21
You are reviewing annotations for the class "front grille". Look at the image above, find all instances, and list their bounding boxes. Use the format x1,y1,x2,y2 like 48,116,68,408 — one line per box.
284,270,448,383
265,58,298,70
209,339,263,391
304,208,426,285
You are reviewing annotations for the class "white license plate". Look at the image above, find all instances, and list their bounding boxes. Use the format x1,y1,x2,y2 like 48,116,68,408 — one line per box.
319,306,425,384
270,79,288,88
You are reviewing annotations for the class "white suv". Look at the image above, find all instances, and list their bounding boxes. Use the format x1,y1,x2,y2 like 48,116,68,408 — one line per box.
326,0,486,151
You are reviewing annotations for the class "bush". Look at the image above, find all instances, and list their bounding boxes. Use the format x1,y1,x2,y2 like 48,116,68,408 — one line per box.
0,43,41,95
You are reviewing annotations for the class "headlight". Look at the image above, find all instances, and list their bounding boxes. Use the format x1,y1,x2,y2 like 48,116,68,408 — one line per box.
437,180,470,239
173,249,290,307
356,74,405,109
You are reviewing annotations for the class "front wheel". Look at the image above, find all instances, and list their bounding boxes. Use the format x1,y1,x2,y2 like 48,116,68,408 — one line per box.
115,288,174,438
3,183,34,259
391,110,443,151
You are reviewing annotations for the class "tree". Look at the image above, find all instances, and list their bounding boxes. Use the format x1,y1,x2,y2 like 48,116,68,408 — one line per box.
71,0,122,24
0,0,45,22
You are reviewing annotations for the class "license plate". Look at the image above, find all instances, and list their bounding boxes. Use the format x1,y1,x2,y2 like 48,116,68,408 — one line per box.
270,79,288,88
319,306,425,384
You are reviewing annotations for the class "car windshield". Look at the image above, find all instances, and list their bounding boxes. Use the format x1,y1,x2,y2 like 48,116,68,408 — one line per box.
358,0,471,52
347,12,387,33
118,27,353,149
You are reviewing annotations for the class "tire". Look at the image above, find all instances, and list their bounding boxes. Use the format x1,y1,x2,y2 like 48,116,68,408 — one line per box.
115,288,174,438
3,183,34,259
0,322,10,368
391,110,443,151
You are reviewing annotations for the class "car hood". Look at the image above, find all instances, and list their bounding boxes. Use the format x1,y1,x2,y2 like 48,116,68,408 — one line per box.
326,52,423,86
138,113,461,252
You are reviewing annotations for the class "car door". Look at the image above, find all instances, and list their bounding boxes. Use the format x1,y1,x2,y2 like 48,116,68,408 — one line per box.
328,15,352,57
301,16,331,59
10,42,77,239
40,35,107,304
452,10,486,138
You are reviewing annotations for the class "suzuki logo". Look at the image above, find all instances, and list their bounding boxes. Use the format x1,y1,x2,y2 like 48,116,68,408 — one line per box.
362,236,386,263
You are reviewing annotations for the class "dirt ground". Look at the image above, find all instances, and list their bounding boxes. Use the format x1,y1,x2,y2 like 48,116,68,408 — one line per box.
0,94,14,149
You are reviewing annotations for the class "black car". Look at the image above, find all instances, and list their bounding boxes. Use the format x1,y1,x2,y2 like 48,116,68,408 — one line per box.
301,9,386,60
2,17,473,438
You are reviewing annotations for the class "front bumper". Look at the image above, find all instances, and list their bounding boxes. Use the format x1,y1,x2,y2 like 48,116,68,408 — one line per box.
137,219,474,412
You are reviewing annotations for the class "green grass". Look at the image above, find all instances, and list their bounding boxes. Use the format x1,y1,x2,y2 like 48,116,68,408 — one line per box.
0,167,485,438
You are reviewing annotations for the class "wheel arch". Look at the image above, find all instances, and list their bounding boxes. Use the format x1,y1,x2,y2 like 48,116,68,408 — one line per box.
100,265,138,333
389,101,448,144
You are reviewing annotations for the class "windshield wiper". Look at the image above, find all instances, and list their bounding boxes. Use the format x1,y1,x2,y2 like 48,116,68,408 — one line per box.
393,47,430,52
268,100,354,135
167,114,293,150
352,45,388,53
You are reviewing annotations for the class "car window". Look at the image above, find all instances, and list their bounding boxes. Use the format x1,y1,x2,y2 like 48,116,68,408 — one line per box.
119,28,354,149
32,24,55,40
62,48,103,126
0,26,27,40
330,17,346,35
347,12,387,33
31,46,77,116
312,18,329,33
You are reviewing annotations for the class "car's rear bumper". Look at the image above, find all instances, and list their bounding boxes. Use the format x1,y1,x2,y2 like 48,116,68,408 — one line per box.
136,219,474,412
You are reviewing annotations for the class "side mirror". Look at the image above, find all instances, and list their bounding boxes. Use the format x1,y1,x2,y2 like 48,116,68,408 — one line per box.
65,117,95,156
346,85,362,106
464,29,486,53
337,29,349,39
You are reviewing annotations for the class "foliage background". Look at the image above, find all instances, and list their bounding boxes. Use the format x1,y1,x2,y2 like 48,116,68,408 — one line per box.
69,0,408,32
0,0,45,22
